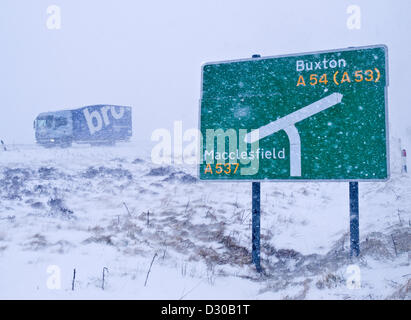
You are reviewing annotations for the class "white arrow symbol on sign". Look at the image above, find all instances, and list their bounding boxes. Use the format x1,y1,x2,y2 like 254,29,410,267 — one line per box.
244,92,343,177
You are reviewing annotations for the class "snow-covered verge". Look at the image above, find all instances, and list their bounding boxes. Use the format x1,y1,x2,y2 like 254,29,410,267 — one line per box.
0,141,409,300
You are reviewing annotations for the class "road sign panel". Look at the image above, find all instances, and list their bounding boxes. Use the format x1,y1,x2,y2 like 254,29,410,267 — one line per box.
199,45,389,181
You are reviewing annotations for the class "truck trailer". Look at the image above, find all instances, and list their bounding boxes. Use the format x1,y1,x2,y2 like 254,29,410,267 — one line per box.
34,105,132,147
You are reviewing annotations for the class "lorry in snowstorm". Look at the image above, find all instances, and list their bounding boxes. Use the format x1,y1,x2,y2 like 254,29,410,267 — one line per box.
34,105,132,147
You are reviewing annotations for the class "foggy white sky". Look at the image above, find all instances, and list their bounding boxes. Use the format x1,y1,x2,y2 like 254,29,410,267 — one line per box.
0,0,410,146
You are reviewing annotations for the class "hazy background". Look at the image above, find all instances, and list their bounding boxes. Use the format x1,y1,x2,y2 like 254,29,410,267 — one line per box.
0,0,410,149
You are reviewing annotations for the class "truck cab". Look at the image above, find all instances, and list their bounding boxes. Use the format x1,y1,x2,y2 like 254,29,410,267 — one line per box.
34,110,74,147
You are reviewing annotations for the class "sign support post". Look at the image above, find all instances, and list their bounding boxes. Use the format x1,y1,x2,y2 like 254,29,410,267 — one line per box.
252,181,261,272
251,54,262,273
349,182,360,257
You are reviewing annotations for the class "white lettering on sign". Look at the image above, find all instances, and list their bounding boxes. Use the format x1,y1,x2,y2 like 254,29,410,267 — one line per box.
83,106,125,135
205,148,286,161
296,57,347,72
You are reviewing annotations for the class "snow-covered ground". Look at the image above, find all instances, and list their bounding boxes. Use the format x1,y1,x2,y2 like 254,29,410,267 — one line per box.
0,140,409,300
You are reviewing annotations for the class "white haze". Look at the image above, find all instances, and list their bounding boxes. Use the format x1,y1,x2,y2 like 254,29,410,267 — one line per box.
0,0,410,153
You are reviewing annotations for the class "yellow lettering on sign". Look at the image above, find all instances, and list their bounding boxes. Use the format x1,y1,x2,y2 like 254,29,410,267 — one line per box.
296,75,306,86
354,70,363,82
204,164,213,174
309,74,318,86
341,72,351,83
319,74,328,85
364,70,373,82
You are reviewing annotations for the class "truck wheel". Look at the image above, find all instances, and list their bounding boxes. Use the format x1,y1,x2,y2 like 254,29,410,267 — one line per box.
102,140,115,146
60,140,72,148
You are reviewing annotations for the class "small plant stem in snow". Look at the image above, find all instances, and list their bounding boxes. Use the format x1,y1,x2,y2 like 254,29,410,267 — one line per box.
144,253,158,287
123,202,131,215
391,234,398,256
397,209,403,226
72,268,76,291
0,140,6,151
102,267,109,290
184,200,190,215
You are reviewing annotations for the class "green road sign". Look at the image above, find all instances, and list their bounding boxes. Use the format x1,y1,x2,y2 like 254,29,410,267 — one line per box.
199,45,389,181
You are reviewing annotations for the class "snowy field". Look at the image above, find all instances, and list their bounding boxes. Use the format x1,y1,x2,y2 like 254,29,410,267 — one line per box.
0,140,409,300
